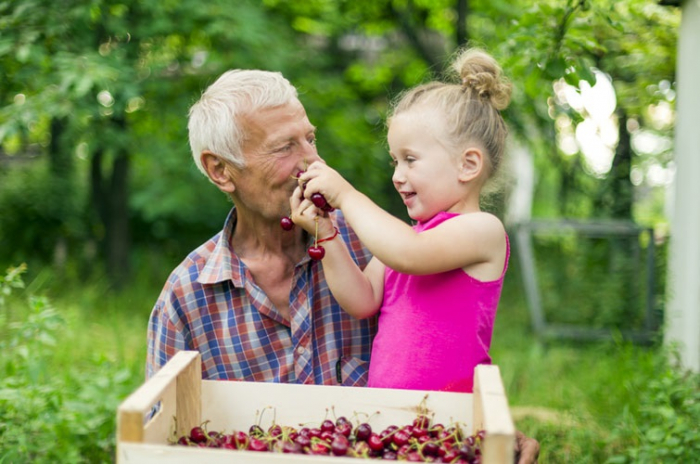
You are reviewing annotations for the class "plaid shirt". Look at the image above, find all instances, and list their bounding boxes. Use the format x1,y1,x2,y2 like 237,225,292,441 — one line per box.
147,208,377,386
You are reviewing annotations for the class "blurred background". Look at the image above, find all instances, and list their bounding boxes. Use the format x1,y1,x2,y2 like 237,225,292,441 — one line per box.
1,0,697,462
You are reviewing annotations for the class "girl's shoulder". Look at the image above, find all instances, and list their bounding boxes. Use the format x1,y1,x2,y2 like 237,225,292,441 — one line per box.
435,210,505,233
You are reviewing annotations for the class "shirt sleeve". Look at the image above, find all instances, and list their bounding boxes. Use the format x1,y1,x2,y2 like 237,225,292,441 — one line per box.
146,283,188,379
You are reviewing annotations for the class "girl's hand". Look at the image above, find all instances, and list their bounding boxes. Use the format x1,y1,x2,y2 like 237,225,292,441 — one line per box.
298,161,355,210
289,185,335,238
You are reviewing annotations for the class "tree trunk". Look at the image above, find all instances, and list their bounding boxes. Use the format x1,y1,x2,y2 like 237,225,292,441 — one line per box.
456,0,470,46
49,117,71,270
107,145,130,288
610,109,633,219
88,118,131,288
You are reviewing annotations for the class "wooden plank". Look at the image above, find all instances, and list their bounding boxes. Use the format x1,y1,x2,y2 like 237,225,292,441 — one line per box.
119,442,378,464
199,381,472,434
474,365,515,464
176,351,201,438
117,351,200,444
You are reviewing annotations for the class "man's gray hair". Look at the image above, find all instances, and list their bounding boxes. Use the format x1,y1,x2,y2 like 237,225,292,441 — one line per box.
188,70,298,174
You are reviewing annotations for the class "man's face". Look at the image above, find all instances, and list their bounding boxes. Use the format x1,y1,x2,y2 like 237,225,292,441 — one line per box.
229,99,321,222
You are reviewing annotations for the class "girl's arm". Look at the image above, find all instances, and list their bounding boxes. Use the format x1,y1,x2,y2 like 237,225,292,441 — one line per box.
299,162,506,278
290,186,384,319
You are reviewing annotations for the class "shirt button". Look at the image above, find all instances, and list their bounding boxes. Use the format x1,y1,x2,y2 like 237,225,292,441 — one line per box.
296,346,305,355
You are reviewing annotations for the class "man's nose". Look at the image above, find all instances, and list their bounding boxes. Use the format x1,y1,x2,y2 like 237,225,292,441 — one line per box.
302,142,321,164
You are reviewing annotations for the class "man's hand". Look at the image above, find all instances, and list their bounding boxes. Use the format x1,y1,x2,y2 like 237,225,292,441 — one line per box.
515,430,540,464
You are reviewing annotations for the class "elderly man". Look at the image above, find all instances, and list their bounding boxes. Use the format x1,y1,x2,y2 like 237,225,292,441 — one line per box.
146,69,539,462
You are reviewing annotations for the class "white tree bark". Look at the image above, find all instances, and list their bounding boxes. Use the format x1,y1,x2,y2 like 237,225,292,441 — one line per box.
665,0,700,373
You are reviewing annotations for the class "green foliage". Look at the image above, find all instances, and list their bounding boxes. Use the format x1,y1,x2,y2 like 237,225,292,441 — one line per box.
493,275,698,463
606,357,700,463
0,164,87,265
0,0,681,280
0,265,140,463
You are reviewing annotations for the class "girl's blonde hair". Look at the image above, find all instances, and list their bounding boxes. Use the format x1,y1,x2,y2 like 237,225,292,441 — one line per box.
388,47,512,179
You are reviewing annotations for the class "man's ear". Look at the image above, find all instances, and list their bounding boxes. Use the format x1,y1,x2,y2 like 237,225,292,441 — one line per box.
201,151,236,193
458,147,484,183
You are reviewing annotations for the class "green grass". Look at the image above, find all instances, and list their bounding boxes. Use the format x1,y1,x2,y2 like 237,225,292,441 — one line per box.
1,260,698,462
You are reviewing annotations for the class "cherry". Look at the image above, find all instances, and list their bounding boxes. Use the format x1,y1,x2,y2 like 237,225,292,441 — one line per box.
309,441,331,455
177,436,190,446
459,443,476,461
282,441,303,454
396,444,411,459
308,245,325,260
392,429,411,447
422,440,440,457
227,431,248,449
248,437,268,452
355,423,372,442
438,429,456,446
430,423,445,438
414,414,431,430
310,192,328,209
294,434,311,449
335,422,353,438
442,448,459,462
383,450,398,460
268,424,283,439
249,424,264,437
446,426,464,442
189,426,207,444
331,435,350,456
406,450,422,461
320,430,334,443
367,432,384,451
321,419,335,433
280,216,294,231
353,440,370,457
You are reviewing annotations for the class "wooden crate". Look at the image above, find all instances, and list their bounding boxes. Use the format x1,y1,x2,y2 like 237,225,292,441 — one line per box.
117,351,515,463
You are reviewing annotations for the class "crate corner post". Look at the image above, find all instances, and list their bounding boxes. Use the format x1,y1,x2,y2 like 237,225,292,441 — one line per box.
474,364,516,464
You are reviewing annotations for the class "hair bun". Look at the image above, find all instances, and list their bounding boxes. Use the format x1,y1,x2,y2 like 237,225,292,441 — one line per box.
453,48,511,110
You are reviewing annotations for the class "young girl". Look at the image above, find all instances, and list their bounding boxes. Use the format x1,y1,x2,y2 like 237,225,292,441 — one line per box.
290,47,512,393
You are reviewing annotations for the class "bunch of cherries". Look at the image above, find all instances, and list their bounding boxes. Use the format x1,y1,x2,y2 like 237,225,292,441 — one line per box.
173,413,487,462
280,169,335,261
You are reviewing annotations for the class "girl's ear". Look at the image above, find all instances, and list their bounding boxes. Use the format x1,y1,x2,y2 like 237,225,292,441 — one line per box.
201,151,236,194
458,147,484,183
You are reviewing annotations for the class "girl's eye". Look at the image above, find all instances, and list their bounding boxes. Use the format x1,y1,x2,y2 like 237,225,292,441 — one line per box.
389,159,398,167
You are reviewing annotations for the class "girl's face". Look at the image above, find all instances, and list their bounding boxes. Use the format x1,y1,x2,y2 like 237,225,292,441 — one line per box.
387,108,466,222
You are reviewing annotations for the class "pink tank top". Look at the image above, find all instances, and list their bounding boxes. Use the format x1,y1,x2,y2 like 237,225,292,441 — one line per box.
366,211,509,393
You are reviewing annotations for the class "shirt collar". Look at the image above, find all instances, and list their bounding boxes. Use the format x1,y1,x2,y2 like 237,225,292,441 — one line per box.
198,207,245,287
197,207,318,287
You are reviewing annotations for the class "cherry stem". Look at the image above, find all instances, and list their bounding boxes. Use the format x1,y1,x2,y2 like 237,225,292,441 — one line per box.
314,217,319,246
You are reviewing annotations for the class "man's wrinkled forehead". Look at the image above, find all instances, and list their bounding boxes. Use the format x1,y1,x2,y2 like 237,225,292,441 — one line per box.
240,100,314,150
